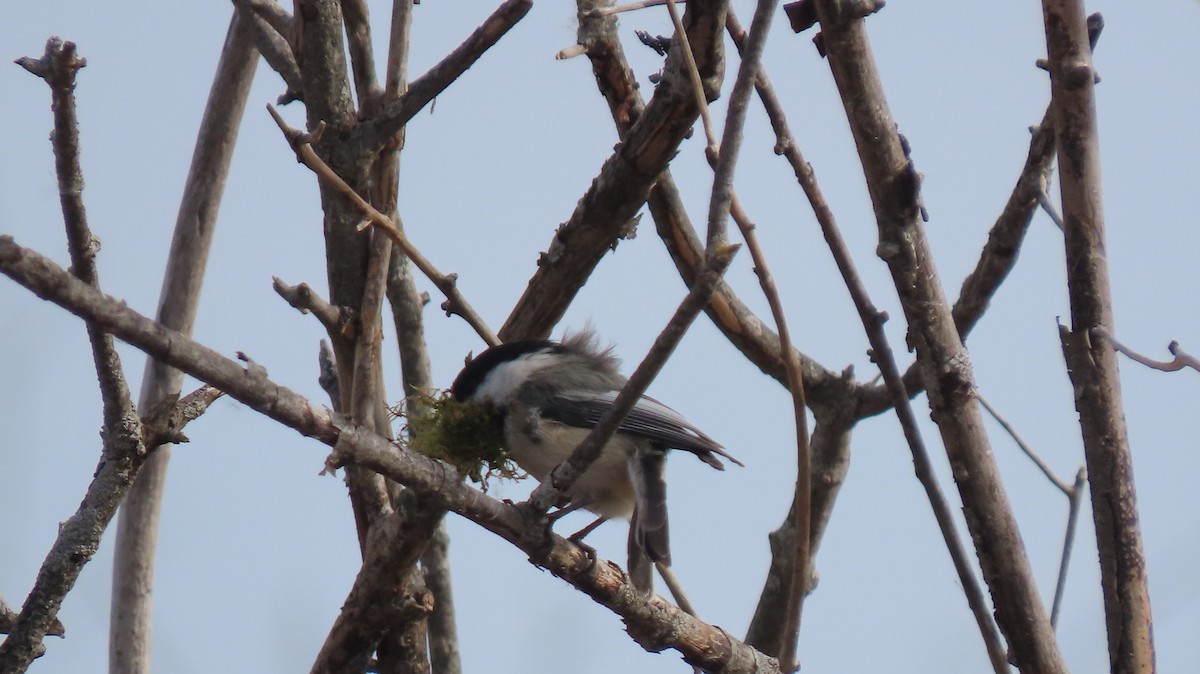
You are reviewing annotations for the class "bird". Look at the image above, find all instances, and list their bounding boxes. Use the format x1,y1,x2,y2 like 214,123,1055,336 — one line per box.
450,330,740,593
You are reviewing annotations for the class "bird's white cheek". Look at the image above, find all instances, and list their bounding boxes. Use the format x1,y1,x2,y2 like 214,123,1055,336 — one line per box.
471,352,558,403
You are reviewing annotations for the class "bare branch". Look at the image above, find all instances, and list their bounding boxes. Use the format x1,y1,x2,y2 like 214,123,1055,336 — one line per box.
266,105,500,346
812,1,1064,669
109,16,259,672
420,525,462,674
309,493,444,674
574,0,846,400
0,597,64,639
354,0,534,151
499,0,731,342
343,230,397,550
232,0,303,103
140,384,226,448
727,7,1007,669
674,0,812,665
975,393,1089,632
0,39,147,672
273,276,352,337
744,404,853,658
0,237,780,674
231,0,295,39
379,5,463,670
1044,0,1154,667
977,392,1072,495
1093,326,1200,375
340,0,380,109
588,0,676,16
1052,468,1087,629
857,12,1105,418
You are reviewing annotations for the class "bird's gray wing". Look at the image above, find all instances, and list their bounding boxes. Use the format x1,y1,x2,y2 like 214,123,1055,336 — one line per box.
540,389,742,469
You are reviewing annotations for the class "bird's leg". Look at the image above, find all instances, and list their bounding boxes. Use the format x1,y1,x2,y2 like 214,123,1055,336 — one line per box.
567,514,608,542
546,502,608,570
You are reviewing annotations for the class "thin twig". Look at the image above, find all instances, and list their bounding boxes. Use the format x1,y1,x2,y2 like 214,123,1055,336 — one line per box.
0,236,780,674
665,0,717,156
1051,468,1087,629
722,5,812,670
355,0,533,151
420,524,461,674
975,392,1087,631
528,243,740,512
977,393,1072,495
676,0,812,667
381,4,463,671
1092,326,1199,374
736,5,997,667
655,563,699,617
570,9,852,662
267,104,500,347
499,0,730,342
343,229,397,550
1037,185,1066,232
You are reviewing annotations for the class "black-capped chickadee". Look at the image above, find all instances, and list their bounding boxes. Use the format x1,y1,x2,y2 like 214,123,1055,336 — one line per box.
451,330,741,593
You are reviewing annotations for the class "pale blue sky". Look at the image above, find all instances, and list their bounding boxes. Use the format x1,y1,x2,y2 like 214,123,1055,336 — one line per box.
2,2,1198,672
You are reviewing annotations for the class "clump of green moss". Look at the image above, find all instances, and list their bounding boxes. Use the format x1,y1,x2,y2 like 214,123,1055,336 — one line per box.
394,391,522,487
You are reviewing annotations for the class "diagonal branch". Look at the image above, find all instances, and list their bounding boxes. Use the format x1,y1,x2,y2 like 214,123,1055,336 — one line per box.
499,0,731,342
353,0,534,151
378,4,462,670
267,105,500,346
671,1,815,665
575,0,846,400
855,12,1104,418
0,236,780,674
233,0,303,103
811,1,1065,670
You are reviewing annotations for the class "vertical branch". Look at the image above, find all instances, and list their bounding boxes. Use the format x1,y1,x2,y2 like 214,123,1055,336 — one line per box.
812,1,1065,671
1042,3,1154,670
109,14,258,674
381,3,460,672
701,0,813,666
0,39,147,674
341,0,380,108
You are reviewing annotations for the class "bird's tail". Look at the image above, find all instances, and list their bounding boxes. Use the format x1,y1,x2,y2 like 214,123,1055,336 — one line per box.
628,448,670,594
